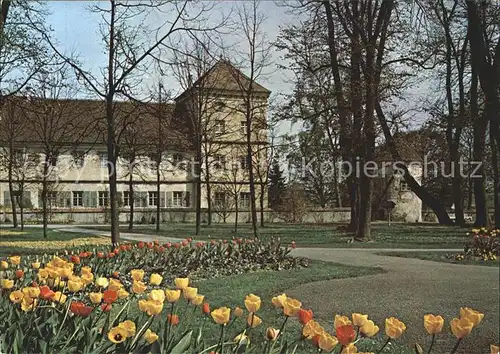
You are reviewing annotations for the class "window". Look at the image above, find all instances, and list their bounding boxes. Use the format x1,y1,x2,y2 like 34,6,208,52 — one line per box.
239,155,250,170
72,152,85,168
172,192,183,207
72,191,83,207
213,155,226,170
48,191,57,206
148,191,158,206
214,120,225,134
239,192,250,208
400,181,410,192
98,191,109,207
123,191,130,207
100,153,108,168
214,192,226,206
240,121,247,135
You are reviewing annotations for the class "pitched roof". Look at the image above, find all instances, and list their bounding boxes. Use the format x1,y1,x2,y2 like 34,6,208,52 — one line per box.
176,59,271,101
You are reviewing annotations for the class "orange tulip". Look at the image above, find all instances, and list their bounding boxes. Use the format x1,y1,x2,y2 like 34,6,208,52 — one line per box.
298,308,313,325
103,289,118,304
336,324,356,346
167,314,180,326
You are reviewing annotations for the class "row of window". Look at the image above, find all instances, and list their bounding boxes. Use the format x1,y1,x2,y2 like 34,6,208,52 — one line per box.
214,192,251,208
213,120,249,135
69,191,188,208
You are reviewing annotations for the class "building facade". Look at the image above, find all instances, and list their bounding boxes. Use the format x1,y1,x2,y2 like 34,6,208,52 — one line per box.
0,61,270,224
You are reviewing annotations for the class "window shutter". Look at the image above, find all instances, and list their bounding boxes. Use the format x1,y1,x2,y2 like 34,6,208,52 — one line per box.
90,191,98,208
166,192,173,207
83,192,90,208
57,193,65,208
4,191,10,206
160,192,166,208
64,192,71,207
184,191,191,207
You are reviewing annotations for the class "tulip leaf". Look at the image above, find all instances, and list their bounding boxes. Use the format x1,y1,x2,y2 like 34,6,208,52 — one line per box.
169,330,192,354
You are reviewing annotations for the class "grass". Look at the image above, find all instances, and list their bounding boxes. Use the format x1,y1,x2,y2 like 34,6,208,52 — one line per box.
127,260,406,353
377,251,500,267
88,222,468,249
0,227,109,256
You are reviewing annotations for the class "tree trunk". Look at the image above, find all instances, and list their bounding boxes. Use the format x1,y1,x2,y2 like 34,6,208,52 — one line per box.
42,159,49,239
234,197,238,233
470,68,488,226
7,144,18,228
195,146,202,235
204,156,212,226
246,108,258,237
156,160,161,232
376,102,454,225
259,182,265,227
128,172,134,230
491,128,500,228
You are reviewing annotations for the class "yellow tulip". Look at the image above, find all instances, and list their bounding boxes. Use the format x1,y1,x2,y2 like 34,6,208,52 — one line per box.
385,317,406,339
9,290,24,303
117,288,129,299
335,315,352,328
183,287,198,301
266,327,280,341
149,273,163,286
352,313,369,327
81,266,92,274
138,299,149,313
118,320,136,337
0,260,8,270
165,289,181,303
318,332,339,352
95,277,109,288
130,269,144,282
211,307,231,325
341,343,358,354
108,326,128,344
424,314,444,335
283,298,301,316
81,272,94,285
491,344,499,354
148,300,164,316
459,307,484,327
32,262,41,269
38,269,49,280
21,296,37,312
22,287,40,299
233,306,244,317
174,277,189,289
53,291,67,304
271,293,287,308
1,279,14,289
9,256,21,265
57,267,73,279
450,317,474,339
109,279,123,291
360,320,379,337
132,281,147,294
143,329,159,344
67,279,83,292
247,313,262,328
302,320,325,339
234,333,250,345
192,294,205,306
149,289,166,303
244,293,261,312
89,292,103,304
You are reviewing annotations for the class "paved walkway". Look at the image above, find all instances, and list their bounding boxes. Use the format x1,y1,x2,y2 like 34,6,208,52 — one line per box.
289,248,499,353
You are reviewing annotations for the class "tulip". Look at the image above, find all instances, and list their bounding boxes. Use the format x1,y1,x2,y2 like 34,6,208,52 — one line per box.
266,327,280,341
283,298,301,316
101,303,112,312
167,314,180,325
70,301,93,317
318,332,338,352
9,290,24,304
118,320,136,337
202,302,210,314
103,289,118,304
0,260,8,270
336,324,356,346
118,288,129,299
32,262,40,269
385,317,406,339
108,279,123,291
450,317,474,339
174,277,189,289
211,307,231,325
67,279,83,292
54,291,68,304
149,289,166,303
39,286,55,300
22,286,40,299
89,292,103,304
145,300,163,316
149,273,162,286
247,313,262,328
192,294,205,306
183,287,198,301
303,320,325,339
352,313,369,327
271,293,287,308
21,297,37,312
15,270,24,279
341,343,358,354
9,256,21,265
108,326,128,344
298,308,313,325
143,329,159,344
132,281,147,294
1,279,14,289
424,314,445,335
165,289,181,303
244,293,261,312
334,315,352,328
130,269,144,282
360,319,379,337
233,306,244,317
459,307,484,327
95,277,109,288
234,333,250,345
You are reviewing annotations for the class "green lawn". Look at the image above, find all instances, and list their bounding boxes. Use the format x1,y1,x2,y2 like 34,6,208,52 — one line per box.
377,251,500,267
89,222,468,249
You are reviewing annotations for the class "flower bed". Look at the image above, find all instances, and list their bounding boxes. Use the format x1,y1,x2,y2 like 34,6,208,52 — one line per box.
462,228,499,261
0,249,497,353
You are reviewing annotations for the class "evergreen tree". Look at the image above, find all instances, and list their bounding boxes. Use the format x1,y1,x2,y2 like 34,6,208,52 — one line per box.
268,159,286,210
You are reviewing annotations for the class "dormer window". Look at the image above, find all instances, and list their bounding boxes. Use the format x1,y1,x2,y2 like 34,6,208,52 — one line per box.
214,120,225,135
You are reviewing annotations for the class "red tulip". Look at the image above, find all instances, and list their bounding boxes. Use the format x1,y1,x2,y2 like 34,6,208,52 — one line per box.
70,255,80,264
40,286,55,300
97,252,104,258
15,269,24,279
101,303,112,312
297,308,313,325
70,301,93,317
202,302,210,314
336,324,356,345
167,314,179,325
103,289,118,304
138,242,145,249
291,241,296,249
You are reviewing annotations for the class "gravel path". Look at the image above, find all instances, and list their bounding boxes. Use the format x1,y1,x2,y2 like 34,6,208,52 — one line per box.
289,248,499,354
